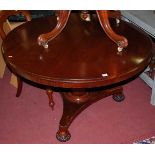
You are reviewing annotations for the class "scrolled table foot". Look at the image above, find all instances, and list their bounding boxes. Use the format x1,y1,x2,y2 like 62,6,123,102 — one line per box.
56,126,71,142
96,10,128,52
117,46,123,52
112,92,125,102
37,10,71,48
42,43,48,49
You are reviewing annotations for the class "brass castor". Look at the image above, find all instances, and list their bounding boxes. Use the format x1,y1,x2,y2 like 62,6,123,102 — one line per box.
56,127,71,142
112,93,125,102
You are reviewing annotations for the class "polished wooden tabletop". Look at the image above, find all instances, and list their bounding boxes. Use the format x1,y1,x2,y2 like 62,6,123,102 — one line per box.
2,13,153,88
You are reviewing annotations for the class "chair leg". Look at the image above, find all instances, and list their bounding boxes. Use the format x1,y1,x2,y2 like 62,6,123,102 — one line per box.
148,56,155,78
151,75,155,105
16,76,23,97
46,89,55,110
149,45,155,78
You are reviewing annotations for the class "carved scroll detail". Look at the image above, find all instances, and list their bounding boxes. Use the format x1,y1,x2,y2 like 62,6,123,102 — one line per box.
37,10,71,48
96,10,128,51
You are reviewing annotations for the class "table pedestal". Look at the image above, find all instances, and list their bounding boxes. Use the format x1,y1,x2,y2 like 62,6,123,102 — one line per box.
56,86,124,142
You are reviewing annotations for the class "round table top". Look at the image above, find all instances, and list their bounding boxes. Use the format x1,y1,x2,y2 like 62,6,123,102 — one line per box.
2,13,153,88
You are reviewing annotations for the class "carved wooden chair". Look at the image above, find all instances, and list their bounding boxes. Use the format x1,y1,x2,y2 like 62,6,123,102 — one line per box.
0,10,31,97
121,10,155,105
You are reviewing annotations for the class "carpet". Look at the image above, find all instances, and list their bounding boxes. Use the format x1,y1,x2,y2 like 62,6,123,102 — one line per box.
0,69,155,144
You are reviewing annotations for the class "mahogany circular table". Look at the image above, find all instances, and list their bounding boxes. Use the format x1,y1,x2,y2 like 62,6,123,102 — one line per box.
2,13,153,142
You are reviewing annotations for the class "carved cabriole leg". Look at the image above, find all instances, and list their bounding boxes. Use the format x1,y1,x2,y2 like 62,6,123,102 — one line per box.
37,10,71,48
16,76,23,97
46,89,55,110
56,86,124,142
96,10,128,52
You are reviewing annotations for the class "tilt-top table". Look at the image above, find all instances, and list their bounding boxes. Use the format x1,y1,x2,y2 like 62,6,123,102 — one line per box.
2,11,153,142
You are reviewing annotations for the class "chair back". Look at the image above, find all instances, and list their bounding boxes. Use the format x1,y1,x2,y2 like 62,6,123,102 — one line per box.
0,10,31,40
